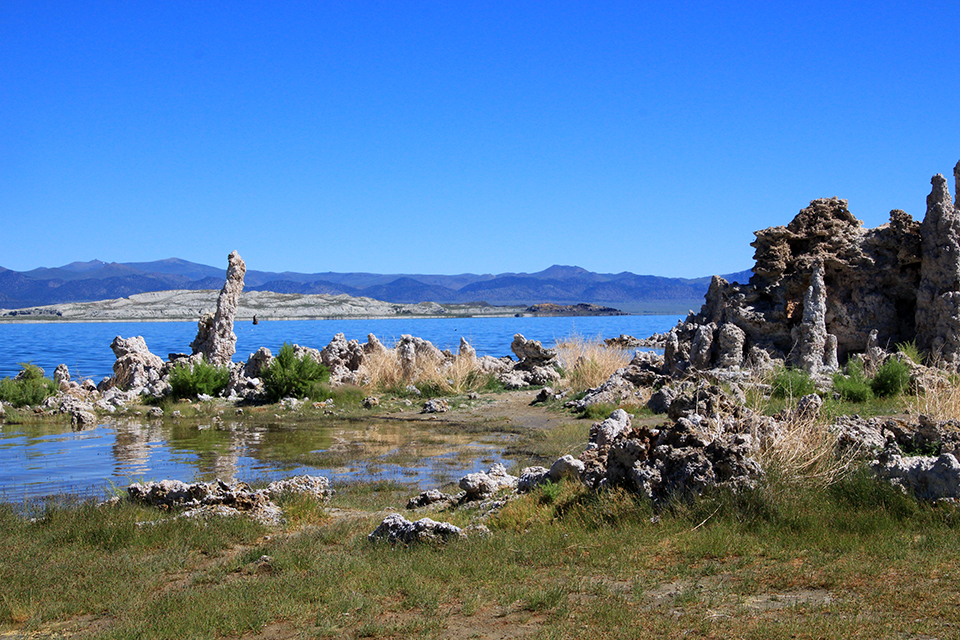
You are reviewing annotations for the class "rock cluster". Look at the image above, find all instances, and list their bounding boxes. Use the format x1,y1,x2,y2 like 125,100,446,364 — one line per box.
662,163,960,376
126,475,332,525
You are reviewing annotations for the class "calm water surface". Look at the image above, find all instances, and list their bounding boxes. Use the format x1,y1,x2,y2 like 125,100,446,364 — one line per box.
0,315,680,381
0,315,680,502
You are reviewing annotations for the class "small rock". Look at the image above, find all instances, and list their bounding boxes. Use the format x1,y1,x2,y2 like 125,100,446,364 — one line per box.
421,398,449,414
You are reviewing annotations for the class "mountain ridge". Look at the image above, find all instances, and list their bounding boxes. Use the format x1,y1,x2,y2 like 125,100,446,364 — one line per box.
0,259,752,314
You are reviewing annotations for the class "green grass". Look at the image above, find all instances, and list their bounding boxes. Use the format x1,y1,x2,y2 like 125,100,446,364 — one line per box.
3,389,959,639
2,463,960,639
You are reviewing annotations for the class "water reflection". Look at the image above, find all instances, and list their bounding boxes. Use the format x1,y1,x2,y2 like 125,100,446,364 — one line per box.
0,414,509,502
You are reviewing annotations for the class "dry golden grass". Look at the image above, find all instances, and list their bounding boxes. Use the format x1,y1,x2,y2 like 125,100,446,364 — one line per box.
554,333,632,394
360,347,491,395
908,370,960,421
758,412,854,487
360,348,404,390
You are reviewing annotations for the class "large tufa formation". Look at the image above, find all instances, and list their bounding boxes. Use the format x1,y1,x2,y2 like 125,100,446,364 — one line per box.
916,162,960,363
667,162,960,373
191,251,246,366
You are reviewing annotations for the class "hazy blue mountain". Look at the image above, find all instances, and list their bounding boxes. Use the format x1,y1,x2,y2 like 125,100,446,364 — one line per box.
0,258,751,313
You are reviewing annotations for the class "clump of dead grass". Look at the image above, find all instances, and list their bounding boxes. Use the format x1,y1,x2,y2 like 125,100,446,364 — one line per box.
758,412,854,488
554,333,632,394
360,345,492,396
908,370,960,422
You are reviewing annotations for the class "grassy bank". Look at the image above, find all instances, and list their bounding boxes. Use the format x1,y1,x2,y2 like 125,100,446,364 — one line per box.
3,454,959,638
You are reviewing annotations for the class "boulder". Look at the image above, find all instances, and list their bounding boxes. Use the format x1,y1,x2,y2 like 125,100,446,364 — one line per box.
510,334,558,368
459,463,518,500
516,466,550,492
547,455,585,482
108,336,164,391
715,323,746,369
588,408,632,448
578,408,763,501
406,489,454,509
368,513,463,545
54,364,70,387
243,347,273,379
396,335,444,380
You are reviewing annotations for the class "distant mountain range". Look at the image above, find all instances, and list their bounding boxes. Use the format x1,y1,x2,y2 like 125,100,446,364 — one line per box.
0,259,752,314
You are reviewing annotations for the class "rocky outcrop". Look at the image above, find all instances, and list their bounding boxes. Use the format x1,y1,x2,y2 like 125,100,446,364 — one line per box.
577,407,763,501
127,475,331,525
190,251,246,365
497,334,561,388
798,260,831,375
662,163,960,373
105,336,165,392
320,333,366,384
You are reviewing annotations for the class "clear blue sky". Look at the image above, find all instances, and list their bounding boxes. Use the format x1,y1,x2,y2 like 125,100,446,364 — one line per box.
3,1,960,278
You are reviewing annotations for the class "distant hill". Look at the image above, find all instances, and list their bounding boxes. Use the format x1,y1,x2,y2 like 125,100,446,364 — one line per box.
0,258,752,314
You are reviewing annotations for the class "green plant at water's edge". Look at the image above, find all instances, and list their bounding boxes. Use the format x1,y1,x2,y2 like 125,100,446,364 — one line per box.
871,358,911,398
0,363,58,407
168,358,230,399
770,366,816,399
262,342,330,402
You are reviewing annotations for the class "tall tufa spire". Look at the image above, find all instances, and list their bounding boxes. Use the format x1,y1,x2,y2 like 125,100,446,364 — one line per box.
954,159,960,207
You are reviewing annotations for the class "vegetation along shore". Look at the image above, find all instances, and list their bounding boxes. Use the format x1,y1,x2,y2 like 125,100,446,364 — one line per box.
5,163,960,638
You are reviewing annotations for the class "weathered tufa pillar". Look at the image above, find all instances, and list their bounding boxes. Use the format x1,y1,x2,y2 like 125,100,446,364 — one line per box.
916,170,960,363
190,251,246,365
799,260,828,375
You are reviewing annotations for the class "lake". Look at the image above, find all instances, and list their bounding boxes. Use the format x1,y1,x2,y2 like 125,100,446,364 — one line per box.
0,314,681,502
0,314,681,382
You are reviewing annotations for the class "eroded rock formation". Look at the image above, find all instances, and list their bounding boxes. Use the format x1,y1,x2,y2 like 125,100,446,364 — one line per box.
667,163,960,373
191,251,246,365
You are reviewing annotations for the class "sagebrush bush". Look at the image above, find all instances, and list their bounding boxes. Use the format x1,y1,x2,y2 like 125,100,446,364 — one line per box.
771,366,817,399
168,358,231,399
0,363,58,407
871,358,911,398
832,357,873,403
262,342,330,402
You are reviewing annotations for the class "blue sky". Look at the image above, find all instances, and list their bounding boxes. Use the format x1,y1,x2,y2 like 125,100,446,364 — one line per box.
3,1,960,279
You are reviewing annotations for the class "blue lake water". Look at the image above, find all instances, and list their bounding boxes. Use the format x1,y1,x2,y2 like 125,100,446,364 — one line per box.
0,315,680,382
0,315,681,502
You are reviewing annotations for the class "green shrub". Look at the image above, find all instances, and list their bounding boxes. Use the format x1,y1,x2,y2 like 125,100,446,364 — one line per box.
871,358,911,398
168,358,230,399
0,363,58,407
832,357,873,403
896,340,923,365
262,343,330,402
770,366,817,399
